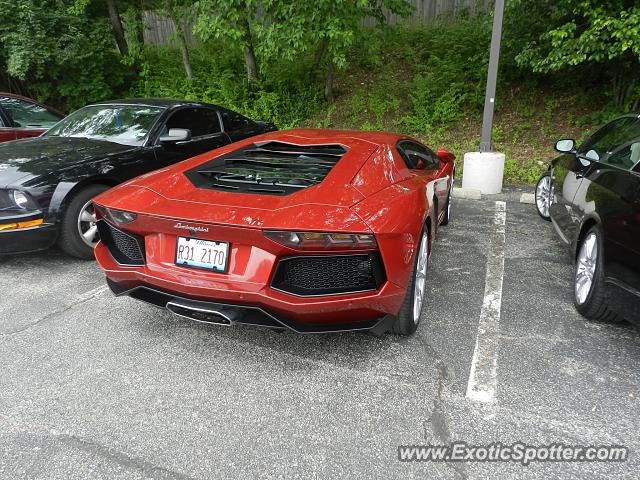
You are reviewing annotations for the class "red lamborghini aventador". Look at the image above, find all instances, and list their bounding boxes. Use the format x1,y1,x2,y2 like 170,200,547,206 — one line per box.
93,129,455,335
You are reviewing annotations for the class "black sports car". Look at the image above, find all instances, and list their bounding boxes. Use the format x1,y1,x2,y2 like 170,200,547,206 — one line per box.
535,114,640,326
0,98,276,258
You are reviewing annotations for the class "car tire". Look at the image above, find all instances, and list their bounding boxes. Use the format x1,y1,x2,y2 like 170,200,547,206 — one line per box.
57,184,110,259
573,226,622,323
535,171,552,221
391,225,430,335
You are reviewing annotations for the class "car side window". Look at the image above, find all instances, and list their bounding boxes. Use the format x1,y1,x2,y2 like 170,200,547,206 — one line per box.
0,96,60,129
397,140,440,170
579,117,640,162
606,139,640,170
164,108,221,138
220,110,253,131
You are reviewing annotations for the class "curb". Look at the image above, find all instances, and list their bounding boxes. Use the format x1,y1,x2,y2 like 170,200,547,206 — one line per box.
519,193,535,204
452,187,482,200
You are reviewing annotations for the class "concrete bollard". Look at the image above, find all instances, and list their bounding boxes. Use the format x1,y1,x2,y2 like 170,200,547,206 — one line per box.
461,152,505,195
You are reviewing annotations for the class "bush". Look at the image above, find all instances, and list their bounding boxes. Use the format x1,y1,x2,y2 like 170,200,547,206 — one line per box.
398,15,491,135
129,43,322,129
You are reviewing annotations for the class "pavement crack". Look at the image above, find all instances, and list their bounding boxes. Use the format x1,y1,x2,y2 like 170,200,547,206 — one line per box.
0,413,195,480
57,433,197,480
0,286,108,336
412,335,468,480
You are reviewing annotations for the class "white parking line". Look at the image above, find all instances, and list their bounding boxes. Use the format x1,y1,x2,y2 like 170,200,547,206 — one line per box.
465,201,506,403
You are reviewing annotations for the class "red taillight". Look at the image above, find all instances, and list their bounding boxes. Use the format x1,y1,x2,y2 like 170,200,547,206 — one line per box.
264,231,377,250
93,203,137,225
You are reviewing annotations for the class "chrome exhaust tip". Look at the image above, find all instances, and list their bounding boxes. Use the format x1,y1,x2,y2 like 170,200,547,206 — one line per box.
166,301,240,326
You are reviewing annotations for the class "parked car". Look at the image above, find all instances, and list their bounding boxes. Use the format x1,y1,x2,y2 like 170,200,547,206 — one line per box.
535,113,640,326
92,129,455,335
0,98,276,258
0,93,63,142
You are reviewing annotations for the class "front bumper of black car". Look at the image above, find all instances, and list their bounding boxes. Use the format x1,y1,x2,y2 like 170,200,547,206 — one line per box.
0,211,57,255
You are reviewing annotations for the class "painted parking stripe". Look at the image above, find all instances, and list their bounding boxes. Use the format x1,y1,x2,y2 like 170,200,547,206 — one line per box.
465,200,506,403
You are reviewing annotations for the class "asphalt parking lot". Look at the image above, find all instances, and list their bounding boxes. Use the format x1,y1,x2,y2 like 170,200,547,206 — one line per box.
1,187,639,480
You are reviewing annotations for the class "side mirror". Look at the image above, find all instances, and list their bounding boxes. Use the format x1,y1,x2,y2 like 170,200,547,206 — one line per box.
554,138,576,153
437,148,456,163
159,128,191,144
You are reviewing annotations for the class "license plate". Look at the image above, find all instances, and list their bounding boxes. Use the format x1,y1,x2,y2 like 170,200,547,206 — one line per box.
175,236,229,272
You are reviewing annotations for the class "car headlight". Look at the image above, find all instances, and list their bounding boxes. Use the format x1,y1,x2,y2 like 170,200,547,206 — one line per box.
12,190,29,209
0,189,39,211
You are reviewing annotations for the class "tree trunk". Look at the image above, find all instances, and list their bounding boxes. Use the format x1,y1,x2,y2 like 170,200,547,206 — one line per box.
240,17,258,85
170,10,193,80
105,0,128,56
613,74,637,109
244,46,258,85
179,37,193,80
136,8,145,45
310,38,328,82
324,59,335,102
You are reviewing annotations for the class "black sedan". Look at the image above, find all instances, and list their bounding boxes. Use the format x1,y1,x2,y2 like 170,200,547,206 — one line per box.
535,114,640,326
0,98,276,258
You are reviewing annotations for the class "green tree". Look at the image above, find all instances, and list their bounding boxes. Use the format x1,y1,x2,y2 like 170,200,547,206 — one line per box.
0,0,129,108
153,0,196,80
511,0,640,109
256,0,412,101
72,0,133,57
194,0,260,84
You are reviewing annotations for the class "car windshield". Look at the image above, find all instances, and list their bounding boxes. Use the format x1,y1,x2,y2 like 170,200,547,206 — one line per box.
45,105,165,146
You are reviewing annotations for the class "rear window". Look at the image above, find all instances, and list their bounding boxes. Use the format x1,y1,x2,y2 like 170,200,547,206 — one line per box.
184,141,348,196
221,110,253,131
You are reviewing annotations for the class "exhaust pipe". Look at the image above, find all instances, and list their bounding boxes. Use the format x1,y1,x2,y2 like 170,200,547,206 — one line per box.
166,300,241,326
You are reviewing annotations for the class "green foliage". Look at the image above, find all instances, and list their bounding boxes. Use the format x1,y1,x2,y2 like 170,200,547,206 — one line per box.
575,105,625,128
129,44,322,129
503,155,546,185
510,0,640,108
0,1,622,186
398,16,491,136
0,0,129,109
194,0,259,46
345,84,400,130
515,1,640,71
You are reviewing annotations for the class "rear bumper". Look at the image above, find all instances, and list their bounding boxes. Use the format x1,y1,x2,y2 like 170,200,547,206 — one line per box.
106,278,395,333
96,241,407,331
0,223,57,255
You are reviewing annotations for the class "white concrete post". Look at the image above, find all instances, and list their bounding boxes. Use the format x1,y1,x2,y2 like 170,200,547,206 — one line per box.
461,0,506,195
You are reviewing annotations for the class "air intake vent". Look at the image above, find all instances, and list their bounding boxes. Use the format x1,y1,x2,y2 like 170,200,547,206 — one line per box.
97,220,145,266
185,141,348,196
271,253,386,296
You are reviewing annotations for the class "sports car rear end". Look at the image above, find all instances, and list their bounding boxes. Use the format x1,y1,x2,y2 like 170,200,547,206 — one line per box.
92,132,424,333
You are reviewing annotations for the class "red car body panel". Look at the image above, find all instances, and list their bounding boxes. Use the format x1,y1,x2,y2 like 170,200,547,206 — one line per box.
93,129,455,330
0,93,63,142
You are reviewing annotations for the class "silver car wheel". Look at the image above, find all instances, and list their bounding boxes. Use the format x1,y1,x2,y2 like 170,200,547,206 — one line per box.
575,232,597,305
536,175,552,218
77,200,99,248
412,232,429,324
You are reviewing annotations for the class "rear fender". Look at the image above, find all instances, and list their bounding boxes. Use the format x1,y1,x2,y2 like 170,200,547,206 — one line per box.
351,180,434,289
